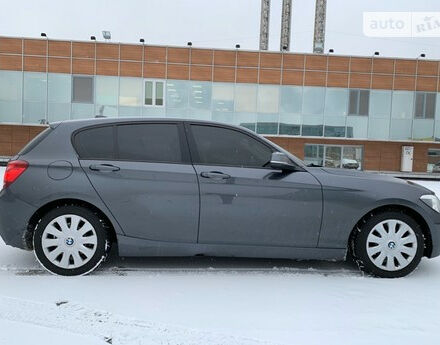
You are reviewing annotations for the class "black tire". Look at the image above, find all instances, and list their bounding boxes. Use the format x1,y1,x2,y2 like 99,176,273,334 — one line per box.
33,205,111,276
351,210,424,278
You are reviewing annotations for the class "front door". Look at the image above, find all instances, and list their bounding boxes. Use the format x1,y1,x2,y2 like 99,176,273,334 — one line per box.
186,123,322,248
75,122,199,243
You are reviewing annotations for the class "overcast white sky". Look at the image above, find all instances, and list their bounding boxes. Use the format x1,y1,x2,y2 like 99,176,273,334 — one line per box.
0,0,439,58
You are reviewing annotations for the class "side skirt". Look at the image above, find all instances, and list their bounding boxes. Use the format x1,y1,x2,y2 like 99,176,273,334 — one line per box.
116,235,346,261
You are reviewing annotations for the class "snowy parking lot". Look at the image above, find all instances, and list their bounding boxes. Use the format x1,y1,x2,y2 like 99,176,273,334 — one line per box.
0,168,440,345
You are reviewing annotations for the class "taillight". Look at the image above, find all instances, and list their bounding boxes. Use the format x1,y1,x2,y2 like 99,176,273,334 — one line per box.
3,160,28,189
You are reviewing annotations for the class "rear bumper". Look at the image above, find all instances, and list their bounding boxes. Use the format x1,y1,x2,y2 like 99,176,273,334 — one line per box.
0,188,36,250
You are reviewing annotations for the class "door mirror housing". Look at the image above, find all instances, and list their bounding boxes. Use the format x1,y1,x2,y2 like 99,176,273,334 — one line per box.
269,152,298,171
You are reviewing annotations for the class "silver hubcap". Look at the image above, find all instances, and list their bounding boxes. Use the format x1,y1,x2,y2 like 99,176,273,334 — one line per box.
41,214,98,269
366,219,418,271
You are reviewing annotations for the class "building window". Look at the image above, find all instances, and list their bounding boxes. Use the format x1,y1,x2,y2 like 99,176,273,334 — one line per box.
0,70,23,123
279,86,301,136
368,90,392,140
302,125,323,137
234,84,258,131
304,144,363,170
428,148,440,173
304,144,324,167
72,76,94,103
257,85,280,135
23,72,47,124
144,80,164,106
48,73,71,122
414,92,436,119
390,91,413,140
145,81,153,105
95,76,118,117
348,89,369,116
212,83,234,113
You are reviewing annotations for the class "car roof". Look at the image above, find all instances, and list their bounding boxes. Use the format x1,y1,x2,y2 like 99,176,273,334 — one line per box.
53,117,238,130
52,118,270,142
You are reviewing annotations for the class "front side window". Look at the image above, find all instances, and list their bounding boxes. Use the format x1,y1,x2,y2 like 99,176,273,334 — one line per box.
414,92,436,119
117,123,182,163
348,89,369,116
144,80,164,106
190,125,273,168
72,76,94,103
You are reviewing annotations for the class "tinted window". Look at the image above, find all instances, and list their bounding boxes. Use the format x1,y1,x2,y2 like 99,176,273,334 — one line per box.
191,125,272,168
74,126,114,159
302,125,323,136
414,92,436,119
359,90,370,115
117,124,182,163
426,93,436,119
72,76,94,103
415,93,425,118
348,89,369,116
348,89,358,115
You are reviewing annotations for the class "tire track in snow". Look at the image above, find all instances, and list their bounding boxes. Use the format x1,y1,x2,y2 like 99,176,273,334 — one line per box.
0,296,279,345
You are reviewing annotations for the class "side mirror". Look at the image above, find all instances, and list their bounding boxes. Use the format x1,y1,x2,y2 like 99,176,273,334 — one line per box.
269,152,298,171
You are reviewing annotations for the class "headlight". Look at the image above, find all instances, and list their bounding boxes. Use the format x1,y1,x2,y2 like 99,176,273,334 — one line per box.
420,194,440,213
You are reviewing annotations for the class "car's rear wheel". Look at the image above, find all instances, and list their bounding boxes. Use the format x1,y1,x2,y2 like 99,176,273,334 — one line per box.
33,205,111,276
351,211,424,278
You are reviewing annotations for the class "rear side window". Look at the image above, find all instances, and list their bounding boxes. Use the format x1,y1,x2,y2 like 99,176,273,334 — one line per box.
117,124,183,163
190,125,273,168
74,126,114,159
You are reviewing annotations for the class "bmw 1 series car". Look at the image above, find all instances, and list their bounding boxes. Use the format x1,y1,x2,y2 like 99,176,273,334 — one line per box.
0,118,439,277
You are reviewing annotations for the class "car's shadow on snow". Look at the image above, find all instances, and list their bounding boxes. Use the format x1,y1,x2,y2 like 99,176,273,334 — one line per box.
97,248,362,277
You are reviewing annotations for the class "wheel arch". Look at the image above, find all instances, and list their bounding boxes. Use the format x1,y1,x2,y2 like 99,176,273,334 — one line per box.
25,198,118,250
348,204,433,258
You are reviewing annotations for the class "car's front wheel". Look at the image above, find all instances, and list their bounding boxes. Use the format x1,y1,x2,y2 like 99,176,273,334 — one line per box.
351,211,424,278
33,205,110,276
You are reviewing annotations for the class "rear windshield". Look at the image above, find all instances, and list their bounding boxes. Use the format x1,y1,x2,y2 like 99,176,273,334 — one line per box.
18,127,53,156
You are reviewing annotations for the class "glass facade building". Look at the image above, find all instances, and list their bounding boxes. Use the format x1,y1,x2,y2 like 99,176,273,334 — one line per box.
1,70,439,142
1,35,440,172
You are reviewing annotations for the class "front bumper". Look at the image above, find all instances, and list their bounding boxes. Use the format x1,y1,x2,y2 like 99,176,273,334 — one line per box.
417,200,440,258
429,221,440,258
0,189,37,250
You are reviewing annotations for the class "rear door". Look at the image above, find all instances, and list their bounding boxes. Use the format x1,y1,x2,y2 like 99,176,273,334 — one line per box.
186,123,322,248
74,122,199,243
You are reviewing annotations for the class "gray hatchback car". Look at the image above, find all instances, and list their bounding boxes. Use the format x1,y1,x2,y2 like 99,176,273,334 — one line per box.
1,118,440,277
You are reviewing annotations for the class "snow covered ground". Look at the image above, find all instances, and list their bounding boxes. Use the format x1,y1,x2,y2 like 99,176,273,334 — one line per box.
0,167,440,344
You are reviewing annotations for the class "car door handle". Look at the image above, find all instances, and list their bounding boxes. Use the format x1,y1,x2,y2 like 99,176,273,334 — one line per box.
200,171,231,179
89,164,120,172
